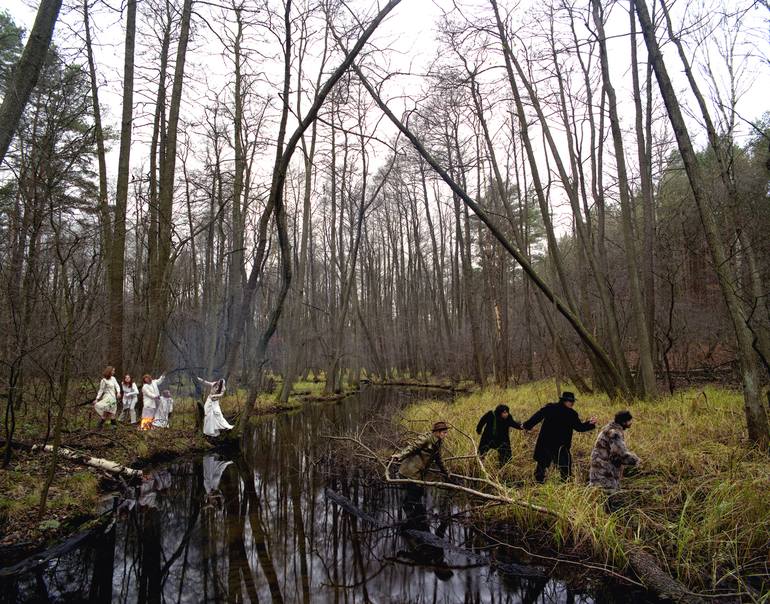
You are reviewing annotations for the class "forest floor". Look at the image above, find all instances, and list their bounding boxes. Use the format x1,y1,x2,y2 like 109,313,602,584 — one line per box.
0,377,349,565
395,381,770,598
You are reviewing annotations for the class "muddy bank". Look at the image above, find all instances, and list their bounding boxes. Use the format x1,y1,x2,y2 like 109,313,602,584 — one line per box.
0,423,213,564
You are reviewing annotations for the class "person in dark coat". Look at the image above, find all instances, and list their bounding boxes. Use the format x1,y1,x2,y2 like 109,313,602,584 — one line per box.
476,404,522,466
522,392,597,483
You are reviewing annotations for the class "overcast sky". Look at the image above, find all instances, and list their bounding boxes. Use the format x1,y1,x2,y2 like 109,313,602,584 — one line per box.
4,0,769,233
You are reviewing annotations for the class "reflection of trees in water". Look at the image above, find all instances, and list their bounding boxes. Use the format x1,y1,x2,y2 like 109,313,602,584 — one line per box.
5,389,597,603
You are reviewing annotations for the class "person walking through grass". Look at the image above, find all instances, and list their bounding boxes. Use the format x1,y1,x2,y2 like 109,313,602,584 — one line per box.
522,392,596,483
475,404,523,466
589,410,639,495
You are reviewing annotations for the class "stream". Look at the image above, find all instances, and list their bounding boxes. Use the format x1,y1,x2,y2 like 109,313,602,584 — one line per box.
1,387,655,603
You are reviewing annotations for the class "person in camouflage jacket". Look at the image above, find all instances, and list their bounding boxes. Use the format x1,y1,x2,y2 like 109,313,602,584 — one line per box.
588,410,639,493
392,421,452,516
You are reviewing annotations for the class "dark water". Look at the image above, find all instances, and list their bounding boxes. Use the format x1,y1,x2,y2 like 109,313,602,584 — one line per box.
2,388,651,603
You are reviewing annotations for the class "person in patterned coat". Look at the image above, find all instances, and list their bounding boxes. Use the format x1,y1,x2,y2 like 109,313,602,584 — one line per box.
588,410,639,493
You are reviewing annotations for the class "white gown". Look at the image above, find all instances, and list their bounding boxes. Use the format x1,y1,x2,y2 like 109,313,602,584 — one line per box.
200,378,233,437
120,383,139,423
141,376,164,420
153,395,173,428
203,455,233,494
94,376,120,418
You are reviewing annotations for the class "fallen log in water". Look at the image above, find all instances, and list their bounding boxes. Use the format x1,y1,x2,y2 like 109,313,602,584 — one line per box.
324,488,544,578
31,444,142,478
626,550,702,604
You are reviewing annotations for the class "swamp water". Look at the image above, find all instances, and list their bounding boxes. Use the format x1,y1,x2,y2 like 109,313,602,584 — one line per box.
2,388,655,603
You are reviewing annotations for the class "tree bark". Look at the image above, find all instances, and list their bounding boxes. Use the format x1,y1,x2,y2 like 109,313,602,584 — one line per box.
591,0,657,398
108,0,137,374
0,0,63,164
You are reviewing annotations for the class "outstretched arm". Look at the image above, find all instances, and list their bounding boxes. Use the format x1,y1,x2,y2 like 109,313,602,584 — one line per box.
573,414,597,432
522,407,546,431
197,377,216,387
506,415,522,430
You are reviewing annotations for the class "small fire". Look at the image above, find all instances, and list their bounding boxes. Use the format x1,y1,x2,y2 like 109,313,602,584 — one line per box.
140,418,153,431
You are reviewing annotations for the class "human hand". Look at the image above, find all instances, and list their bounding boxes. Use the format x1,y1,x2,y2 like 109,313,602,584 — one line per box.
588,416,597,425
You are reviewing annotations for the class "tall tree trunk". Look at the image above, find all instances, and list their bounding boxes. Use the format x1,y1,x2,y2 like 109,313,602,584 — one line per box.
591,0,656,398
630,0,657,363
635,0,769,448
0,0,63,164
82,0,110,263
149,0,193,366
108,0,137,374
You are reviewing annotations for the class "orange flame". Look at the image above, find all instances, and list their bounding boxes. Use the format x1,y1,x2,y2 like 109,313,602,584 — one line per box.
140,418,153,431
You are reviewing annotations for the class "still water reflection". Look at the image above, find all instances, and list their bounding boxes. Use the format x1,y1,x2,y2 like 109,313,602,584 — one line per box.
3,388,642,603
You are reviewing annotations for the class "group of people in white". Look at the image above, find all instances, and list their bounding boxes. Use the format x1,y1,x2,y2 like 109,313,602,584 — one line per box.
92,365,234,437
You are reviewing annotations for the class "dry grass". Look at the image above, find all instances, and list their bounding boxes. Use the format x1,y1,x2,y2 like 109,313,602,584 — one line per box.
399,381,770,592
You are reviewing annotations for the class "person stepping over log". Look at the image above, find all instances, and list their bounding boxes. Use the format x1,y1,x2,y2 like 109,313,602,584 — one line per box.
391,421,454,515
523,392,596,483
476,404,523,466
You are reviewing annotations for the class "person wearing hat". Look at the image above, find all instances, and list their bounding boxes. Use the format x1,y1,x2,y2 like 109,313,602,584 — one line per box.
391,421,453,513
522,392,597,483
476,404,523,466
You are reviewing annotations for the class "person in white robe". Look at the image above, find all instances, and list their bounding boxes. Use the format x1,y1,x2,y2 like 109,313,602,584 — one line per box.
94,366,121,428
203,454,233,494
203,454,232,508
198,377,234,437
140,373,165,430
153,390,174,428
119,375,139,424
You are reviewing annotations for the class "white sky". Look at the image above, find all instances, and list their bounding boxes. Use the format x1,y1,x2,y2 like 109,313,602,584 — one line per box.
4,0,769,236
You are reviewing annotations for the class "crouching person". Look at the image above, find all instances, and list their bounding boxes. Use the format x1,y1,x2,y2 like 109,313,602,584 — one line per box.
589,410,639,510
391,421,453,517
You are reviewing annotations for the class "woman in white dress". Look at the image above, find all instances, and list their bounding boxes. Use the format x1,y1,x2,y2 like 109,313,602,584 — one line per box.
153,389,173,428
119,374,139,424
198,377,233,437
140,373,165,430
94,366,121,429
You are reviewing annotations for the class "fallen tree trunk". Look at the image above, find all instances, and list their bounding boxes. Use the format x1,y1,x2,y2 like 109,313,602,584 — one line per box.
366,380,470,392
31,444,142,478
626,550,702,604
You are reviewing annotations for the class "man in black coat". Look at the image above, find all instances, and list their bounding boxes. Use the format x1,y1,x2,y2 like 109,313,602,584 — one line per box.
476,404,522,466
522,392,597,483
